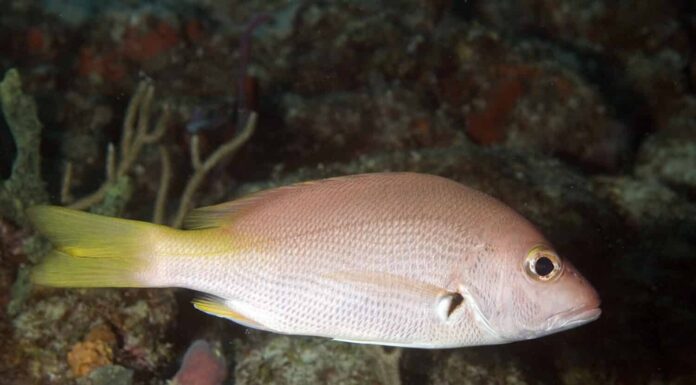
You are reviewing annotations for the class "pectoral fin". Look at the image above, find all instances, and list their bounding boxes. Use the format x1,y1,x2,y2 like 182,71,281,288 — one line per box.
436,292,465,322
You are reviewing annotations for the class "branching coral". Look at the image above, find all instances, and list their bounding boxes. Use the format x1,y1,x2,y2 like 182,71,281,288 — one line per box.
57,78,257,226
173,112,257,228
61,80,171,218
2,71,256,382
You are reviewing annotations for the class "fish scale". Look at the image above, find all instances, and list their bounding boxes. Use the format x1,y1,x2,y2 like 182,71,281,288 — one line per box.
172,224,499,344
28,172,601,348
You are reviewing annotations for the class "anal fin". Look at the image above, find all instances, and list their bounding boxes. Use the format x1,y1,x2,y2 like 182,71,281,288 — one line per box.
192,296,269,331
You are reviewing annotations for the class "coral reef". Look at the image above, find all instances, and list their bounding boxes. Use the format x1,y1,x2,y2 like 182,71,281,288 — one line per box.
0,0,694,384
68,340,114,378
634,99,696,195
13,288,176,383
85,365,134,385
428,349,528,385
0,69,48,226
234,334,386,385
0,219,28,382
67,324,117,377
62,80,170,217
280,84,462,166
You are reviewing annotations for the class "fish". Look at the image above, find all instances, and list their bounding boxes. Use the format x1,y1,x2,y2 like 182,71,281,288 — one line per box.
28,172,601,348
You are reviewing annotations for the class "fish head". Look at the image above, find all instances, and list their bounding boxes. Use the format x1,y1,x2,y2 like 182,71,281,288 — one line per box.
484,238,601,342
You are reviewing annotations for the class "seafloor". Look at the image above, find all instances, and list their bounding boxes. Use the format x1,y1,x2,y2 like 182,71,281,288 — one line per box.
1,1,695,384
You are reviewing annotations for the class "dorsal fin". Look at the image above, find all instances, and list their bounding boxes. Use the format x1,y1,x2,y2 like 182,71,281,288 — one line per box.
192,296,268,330
182,173,398,230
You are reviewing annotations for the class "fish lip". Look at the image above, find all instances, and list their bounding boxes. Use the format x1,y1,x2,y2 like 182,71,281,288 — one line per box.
546,306,602,331
564,306,601,325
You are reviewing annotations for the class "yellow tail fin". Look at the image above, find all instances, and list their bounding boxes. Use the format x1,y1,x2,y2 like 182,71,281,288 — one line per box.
27,206,165,288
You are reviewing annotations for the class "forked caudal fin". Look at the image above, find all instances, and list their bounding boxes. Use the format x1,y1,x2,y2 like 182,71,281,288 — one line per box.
28,205,170,288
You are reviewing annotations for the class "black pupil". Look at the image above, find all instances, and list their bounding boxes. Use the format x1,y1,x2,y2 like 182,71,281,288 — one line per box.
535,257,555,276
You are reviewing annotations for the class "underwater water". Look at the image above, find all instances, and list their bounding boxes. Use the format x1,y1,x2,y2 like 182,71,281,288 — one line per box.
1,0,695,384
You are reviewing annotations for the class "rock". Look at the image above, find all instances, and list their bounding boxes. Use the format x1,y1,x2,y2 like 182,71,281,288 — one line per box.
86,365,133,385
171,340,227,385
429,349,528,385
279,85,462,166
635,99,696,195
234,334,386,385
592,176,696,232
474,1,688,59
13,289,176,383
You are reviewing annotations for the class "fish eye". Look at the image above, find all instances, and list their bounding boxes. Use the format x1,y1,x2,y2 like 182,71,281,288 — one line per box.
535,257,554,276
524,246,563,282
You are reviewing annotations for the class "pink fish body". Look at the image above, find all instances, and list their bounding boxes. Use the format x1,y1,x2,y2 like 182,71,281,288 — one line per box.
29,172,600,348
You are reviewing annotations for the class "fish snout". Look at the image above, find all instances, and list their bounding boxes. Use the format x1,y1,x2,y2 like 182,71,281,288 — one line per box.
544,265,601,333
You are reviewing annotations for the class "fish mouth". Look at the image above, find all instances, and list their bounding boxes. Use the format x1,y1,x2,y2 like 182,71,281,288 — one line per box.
546,306,601,332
